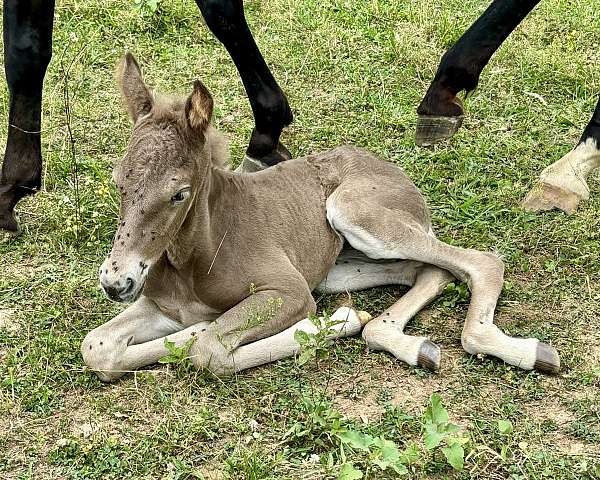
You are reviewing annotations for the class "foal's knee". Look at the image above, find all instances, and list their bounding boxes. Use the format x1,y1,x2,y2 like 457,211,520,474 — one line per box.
466,251,504,287
81,328,127,383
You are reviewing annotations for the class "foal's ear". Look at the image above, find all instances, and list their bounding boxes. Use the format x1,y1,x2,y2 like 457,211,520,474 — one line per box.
185,80,213,134
117,52,153,122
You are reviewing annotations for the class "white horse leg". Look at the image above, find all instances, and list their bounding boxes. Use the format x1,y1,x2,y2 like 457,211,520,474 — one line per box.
522,138,600,213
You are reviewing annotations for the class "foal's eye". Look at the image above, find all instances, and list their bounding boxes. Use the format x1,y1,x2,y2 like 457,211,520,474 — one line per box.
170,188,190,205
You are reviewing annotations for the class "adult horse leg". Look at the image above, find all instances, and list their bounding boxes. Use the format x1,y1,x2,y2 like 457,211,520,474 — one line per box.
522,96,600,213
415,0,540,146
0,0,55,233
195,0,293,171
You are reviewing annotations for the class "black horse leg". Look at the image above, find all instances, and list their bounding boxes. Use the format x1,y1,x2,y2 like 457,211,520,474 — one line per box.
0,0,55,232
415,0,541,146
523,95,600,214
579,96,600,146
195,0,293,167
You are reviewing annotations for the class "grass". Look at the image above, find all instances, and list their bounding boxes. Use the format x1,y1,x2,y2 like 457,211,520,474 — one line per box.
1,0,600,478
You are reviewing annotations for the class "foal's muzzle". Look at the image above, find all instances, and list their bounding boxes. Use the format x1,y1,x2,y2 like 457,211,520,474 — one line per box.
101,276,136,302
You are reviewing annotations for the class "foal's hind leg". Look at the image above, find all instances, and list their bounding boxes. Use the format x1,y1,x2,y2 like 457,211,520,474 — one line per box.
362,265,453,370
329,198,560,373
315,248,453,370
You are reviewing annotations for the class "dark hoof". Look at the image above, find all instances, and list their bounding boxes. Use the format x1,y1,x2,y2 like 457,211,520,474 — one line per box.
235,156,269,173
0,211,20,235
415,115,464,147
417,340,441,371
259,141,292,166
522,182,582,214
534,342,560,374
238,142,293,173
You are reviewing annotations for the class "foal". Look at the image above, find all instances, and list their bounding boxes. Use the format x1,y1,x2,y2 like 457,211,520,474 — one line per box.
82,54,560,381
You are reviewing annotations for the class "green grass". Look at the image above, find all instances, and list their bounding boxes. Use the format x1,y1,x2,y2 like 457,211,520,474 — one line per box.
1,0,600,478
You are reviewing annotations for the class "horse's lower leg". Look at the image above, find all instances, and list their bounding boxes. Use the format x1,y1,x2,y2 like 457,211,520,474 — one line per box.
523,95,600,213
0,0,55,232
195,0,293,167
415,0,540,146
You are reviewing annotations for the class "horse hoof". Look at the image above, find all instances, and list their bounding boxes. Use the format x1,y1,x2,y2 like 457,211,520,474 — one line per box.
522,181,582,214
235,156,269,173
275,142,292,161
415,115,463,147
417,340,441,371
534,342,560,374
237,142,293,173
0,211,20,237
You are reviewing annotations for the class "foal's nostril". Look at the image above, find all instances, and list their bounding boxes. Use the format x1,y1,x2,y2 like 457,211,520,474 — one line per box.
122,277,135,295
102,277,136,301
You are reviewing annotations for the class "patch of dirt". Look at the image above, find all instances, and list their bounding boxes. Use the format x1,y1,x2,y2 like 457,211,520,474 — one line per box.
198,468,225,480
0,309,18,332
524,399,574,427
545,432,600,456
334,391,384,424
524,398,600,456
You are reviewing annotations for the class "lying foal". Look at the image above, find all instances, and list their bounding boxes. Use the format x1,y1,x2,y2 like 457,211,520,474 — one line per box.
82,54,560,381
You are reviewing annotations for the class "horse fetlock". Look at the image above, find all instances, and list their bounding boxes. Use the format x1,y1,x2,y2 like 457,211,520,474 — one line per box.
461,323,499,356
363,320,437,368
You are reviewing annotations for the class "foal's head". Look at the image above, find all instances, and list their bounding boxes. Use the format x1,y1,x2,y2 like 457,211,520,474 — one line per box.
99,53,216,302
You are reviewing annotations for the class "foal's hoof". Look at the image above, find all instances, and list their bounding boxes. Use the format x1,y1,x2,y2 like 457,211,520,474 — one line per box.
534,342,560,374
415,115,464,147
417,340,441,371
522,181,582,214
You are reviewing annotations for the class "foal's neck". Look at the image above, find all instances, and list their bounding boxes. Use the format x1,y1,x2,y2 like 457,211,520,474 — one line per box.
166,159,242,269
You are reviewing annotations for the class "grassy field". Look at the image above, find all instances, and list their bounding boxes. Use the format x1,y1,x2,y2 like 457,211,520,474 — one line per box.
1,0,600,478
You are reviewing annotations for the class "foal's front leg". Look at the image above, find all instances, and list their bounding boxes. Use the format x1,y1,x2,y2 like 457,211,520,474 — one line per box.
189,285,370,376
188,281,314,376
81,296,210,382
